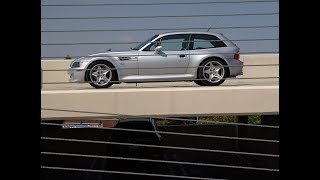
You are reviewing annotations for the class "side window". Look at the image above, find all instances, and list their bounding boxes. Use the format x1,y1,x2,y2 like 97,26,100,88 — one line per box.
143,41,161,51
192,34,226,50
143,34,190,51
160,34,190,51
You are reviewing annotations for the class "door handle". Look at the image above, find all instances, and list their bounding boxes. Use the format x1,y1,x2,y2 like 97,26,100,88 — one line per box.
179,55,186,58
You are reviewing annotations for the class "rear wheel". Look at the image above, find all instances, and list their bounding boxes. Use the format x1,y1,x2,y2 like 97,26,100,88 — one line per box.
194,80,204,86
86,61,115,88
197,59,226,86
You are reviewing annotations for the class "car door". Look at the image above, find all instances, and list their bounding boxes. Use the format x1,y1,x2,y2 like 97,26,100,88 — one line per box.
138,34,191,76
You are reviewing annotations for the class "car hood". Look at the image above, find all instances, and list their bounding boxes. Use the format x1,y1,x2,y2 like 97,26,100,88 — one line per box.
88,50,140,57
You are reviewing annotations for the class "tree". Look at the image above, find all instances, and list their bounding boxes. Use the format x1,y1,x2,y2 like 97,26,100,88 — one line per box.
65,55,72,59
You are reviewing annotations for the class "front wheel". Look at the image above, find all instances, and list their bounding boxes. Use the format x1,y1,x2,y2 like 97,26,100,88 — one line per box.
197,59,226,86
86,62,115,88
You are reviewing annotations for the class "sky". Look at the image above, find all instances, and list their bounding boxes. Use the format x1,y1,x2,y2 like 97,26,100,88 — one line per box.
41,0,279,59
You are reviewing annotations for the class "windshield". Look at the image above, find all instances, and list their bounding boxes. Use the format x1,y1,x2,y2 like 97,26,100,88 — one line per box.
132,34,159,50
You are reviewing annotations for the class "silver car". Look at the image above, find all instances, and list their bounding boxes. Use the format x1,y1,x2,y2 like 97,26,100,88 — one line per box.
68,32,243,88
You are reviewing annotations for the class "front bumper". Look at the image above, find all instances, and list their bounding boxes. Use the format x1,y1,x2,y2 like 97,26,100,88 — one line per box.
67,68,86,83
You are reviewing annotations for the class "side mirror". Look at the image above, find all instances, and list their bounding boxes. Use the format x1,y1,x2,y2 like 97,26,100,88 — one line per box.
155,46,162,54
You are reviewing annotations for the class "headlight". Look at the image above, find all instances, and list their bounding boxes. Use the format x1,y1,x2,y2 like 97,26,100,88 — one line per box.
70,58,90,68
71,59,88,68
71,61,81,68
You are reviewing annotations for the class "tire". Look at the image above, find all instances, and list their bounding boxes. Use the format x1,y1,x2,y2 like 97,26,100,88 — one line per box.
85,61,116,88
197,58,227,86
194,80,204,86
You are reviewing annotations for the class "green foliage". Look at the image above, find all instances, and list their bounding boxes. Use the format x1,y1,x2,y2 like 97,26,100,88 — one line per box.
156,115,261,126
156,119,171,126
248,115,261,124
155,117,197,126
198,116,237,125
65,55,72,59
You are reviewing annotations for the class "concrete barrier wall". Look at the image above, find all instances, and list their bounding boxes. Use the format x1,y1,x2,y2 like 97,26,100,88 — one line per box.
41,60,71,83
41,85,279,119
41,54,279,83
240,54,278,78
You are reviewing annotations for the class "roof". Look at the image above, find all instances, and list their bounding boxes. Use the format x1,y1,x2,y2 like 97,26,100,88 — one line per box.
158,31,223,37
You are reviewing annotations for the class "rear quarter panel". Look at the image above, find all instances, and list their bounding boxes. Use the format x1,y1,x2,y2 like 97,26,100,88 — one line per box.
186,46,239,76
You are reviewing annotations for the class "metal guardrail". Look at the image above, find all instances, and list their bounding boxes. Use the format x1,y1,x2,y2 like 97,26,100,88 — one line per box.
41,25,278,33
42,38,279,46
41,52,279,60
40,63,278,86
44,64,278,71
41,108,279,129
42,0,279,7
42,136,278,157
42,12,279,20
41,122,278,143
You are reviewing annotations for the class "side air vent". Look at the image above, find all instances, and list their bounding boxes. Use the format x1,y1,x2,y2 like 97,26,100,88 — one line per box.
118,57,130,61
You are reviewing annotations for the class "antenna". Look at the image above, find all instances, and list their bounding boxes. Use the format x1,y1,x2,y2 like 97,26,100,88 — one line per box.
207,24,212,32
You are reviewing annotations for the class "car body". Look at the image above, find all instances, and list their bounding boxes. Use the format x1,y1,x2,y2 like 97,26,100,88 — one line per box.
68,32,243,88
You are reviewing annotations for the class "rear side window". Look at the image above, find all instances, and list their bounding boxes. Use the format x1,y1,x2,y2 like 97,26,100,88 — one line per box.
191,34,226,50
